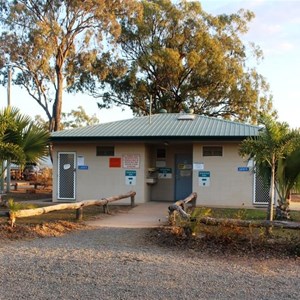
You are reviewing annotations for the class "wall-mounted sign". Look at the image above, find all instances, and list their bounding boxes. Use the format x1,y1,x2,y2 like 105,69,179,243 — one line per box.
158,167,172,179
156,160,166,168
180,170,192,177
78,165,88,170
63,164,71,170
238,167,250,172
77,155,85,166
198,171,210,187
178,163,192,170
110,157,121,168
123,154,140,169
125,170,136,185
193,162,204,170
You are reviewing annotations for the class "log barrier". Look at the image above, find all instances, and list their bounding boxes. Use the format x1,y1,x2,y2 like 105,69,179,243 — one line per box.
6,191,136,227
168,193,300,230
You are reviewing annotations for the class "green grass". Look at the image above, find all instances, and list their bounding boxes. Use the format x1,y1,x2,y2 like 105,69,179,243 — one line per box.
290,210,300,222
190,206,300,222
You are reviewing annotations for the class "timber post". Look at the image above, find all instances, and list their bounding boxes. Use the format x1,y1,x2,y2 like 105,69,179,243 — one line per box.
130,193,135,207
76,207,83,221
103,203,109,214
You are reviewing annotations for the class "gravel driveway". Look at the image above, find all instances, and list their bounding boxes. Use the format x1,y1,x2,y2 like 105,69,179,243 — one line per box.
0,227,299,300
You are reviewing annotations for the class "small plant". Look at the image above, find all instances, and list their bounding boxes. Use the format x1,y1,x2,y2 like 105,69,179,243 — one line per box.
180,207,212,237
7,198,37,211
190,207,212,219
7,198,22,213
234,208,247,220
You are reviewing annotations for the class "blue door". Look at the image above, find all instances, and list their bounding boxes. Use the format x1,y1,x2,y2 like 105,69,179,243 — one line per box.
175,154,193,201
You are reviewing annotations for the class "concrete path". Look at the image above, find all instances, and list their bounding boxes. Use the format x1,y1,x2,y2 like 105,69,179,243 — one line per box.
85,202,170,228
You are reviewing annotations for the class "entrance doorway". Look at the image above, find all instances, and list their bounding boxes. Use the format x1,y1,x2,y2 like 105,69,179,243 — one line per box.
175,153,193,201
57,152,76,200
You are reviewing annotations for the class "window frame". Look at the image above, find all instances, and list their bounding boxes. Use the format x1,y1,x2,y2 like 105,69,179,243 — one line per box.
202,146,223,157
156,148,166,160
96,146,115,156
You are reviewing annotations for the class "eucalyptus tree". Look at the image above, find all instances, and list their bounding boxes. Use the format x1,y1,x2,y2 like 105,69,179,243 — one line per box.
89,0,274,123
240,116,298,221
0,0,139,131
34,106,99,130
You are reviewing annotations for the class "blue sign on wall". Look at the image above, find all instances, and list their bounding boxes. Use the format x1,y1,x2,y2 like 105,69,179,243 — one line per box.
78,165,88,170
238,167,249,172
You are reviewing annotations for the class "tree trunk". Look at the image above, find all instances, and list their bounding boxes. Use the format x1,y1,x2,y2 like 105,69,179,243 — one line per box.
50,50,64,132
275,194,291,220
267,155,276,221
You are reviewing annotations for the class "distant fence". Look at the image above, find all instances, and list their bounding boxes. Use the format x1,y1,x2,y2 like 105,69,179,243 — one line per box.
1,191,136,227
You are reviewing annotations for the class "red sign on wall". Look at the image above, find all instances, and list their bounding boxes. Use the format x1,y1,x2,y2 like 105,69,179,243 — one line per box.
109,157,121,168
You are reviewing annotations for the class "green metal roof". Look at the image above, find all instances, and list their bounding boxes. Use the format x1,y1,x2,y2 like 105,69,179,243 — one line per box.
51,113,259,141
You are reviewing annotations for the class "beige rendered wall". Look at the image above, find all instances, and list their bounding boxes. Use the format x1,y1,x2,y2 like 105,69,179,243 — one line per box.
52,142,147,203
192,143,254,208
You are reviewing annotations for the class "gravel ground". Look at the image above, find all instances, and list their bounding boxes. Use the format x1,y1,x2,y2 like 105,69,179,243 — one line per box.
0,227,299,300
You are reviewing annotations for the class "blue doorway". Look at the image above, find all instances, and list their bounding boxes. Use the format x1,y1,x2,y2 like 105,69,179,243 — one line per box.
175,153,193,201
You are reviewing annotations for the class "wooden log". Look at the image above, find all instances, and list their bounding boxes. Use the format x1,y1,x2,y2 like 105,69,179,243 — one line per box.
131,194,135,207
0,211,9,217
103,203,109,214
168,204,190,219
76,207,83,221
168,192,197,219
9,190,137,225
196,216,300,230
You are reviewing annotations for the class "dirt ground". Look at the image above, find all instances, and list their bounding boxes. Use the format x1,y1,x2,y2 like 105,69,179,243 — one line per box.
2,182,52,202
1,183,300,259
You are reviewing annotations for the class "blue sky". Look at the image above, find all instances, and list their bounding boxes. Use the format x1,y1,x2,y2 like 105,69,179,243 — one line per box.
0,0,299,128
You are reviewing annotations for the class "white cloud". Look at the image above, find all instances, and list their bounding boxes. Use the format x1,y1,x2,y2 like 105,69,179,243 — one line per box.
278,42,294,51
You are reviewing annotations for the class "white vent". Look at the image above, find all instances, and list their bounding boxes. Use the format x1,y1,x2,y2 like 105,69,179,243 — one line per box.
177,114,196,120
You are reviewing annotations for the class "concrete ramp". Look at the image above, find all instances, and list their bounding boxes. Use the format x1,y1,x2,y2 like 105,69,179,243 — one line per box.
85,202,170,228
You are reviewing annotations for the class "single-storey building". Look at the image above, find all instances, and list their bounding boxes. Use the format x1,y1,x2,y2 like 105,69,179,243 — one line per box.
50,112,269,208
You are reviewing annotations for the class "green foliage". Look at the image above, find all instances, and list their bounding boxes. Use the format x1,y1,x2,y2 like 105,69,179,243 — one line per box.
6,198,37,212
234,208,248,220
60,106,99,130
0,106,50,178
0,0,139,131
277,146,300,201
7,198,22,213
94,0,274,123
190,207,212,219
35,106,100,130
240,115,299,220
172,206,300,257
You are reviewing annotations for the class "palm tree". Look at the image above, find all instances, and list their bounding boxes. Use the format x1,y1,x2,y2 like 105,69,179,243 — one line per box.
240,115,298,221
276,147,300,219
0,107,50,180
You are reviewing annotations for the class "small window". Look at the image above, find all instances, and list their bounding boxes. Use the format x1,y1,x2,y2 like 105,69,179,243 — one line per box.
96,146,114,156
203,146,223,157
156,148,166,159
